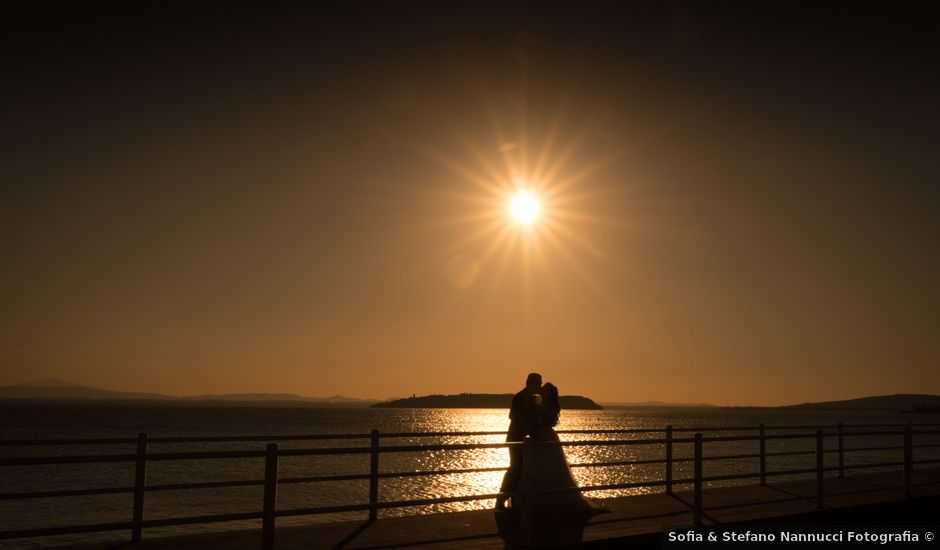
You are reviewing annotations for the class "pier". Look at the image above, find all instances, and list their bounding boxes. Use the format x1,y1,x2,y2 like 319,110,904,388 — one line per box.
2,423,938,548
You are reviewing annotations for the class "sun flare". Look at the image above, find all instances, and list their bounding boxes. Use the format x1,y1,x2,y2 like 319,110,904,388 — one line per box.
419,104,624,298
509,191,540,226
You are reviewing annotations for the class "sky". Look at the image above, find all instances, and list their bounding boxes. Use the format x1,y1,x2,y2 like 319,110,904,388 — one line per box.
1,3,938,405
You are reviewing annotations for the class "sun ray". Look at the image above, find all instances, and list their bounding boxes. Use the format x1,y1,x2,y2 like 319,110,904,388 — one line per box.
477,224,514,267
426,149,506,197
434,218,505,262
486,101,520,182
547,207,625,228
543,217,607,259
544,185,624,208
494,229,520,288
543,150,622,200
531,104,570,188
536,115,598,188
414,209,501,232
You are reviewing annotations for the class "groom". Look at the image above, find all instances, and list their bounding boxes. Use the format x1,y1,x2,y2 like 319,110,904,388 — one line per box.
495,372,542,510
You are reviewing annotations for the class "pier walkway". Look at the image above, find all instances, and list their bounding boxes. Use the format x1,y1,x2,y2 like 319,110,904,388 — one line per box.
62,468,940,549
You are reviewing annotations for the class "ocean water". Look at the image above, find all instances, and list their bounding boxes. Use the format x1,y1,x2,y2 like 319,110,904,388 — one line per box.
1,402,937,549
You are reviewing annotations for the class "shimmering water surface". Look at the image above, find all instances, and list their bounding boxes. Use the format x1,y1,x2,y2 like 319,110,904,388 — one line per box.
1,402,938,549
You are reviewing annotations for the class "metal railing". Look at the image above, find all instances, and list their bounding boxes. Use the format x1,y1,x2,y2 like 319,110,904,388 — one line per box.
1,422,939,548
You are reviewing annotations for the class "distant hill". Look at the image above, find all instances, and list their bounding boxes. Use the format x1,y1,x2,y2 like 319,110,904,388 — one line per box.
602,401,716,408
777,394,940,412
0,380,170,401
372,393,603,410
0,380,378,406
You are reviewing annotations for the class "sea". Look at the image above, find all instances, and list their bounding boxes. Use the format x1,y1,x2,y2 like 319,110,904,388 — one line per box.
1,401,937,549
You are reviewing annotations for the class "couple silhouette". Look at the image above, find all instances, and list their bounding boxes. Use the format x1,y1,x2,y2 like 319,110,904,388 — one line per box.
495,373,608,546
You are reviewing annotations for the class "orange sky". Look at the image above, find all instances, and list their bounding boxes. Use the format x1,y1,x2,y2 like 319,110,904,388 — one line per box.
1,6,938,405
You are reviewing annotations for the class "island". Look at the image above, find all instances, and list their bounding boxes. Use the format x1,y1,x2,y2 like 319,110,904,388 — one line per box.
371,393,603,410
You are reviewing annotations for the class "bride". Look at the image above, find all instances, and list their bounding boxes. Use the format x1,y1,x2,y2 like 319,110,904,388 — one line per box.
518,383,607,514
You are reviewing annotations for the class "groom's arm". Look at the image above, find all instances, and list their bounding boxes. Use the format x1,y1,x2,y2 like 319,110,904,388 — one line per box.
508,392,522,419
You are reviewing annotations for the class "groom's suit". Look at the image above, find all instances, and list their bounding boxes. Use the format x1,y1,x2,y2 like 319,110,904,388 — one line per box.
499,388,538,502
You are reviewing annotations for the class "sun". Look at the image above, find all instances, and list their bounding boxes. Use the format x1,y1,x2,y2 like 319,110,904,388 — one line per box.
416,102,624,297
509,191,540,226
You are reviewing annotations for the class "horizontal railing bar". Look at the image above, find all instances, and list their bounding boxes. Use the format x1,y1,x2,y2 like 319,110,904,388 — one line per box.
374,442,516,453
146,479,264,492
378,466,507,479
4,423,937,447
572,458,668,468
764,450,818,458
702,472,763,483
557,438,670,447
281,473,371,484
281,442,517,456
253,446,366,457
913,444,940,449
19,455,926,503
699,431,906,443
0,521,134,540
150,434,373,443
0,454,138,466
556,428,665,435
577,479,674,492
139,511,263,528
838,431,908,437
912,480,940,488
912,459,940,465
4,434,927,468
764,467,820,477
276,502,374,516
143,450,267,461
702,453,762,462
701,434,813,443
375,492,502,509
519,477,694,498
380,431,506,438
0,438,139,447
0,486,134,500
832,461,907,471
0,449,271,466
672,427,759,432
277,493,503,518
842,446,904,452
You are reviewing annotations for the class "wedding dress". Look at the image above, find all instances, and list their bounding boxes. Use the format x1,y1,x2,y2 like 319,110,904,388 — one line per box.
517,405,606,514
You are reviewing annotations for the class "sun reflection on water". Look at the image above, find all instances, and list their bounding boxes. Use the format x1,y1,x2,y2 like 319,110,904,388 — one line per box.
370,408,669,517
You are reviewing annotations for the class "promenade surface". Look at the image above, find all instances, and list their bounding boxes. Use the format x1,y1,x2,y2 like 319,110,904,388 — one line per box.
59,468,940,549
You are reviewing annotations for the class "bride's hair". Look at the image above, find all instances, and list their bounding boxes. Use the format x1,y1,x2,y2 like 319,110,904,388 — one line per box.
541,383,561,427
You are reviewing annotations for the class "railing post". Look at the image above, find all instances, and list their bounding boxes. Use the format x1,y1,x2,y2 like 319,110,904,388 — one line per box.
369,429,380,522
520,438,534,546
693,433,702,526
815,429,824,510
262,443,279,550
132,432,147,542
759,423,766,486
665,425,673,495
904,422,913,497
837,422,844,478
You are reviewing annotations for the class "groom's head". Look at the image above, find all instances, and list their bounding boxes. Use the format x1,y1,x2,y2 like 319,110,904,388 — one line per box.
525,372,542,393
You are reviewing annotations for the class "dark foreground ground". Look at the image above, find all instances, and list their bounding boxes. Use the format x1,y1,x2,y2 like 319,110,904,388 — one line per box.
50,468,940,549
